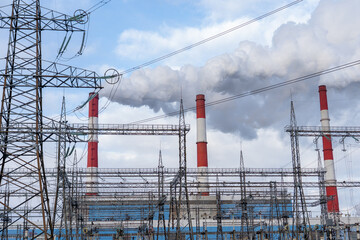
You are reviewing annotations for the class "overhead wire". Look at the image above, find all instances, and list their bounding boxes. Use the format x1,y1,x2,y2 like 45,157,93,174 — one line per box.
54,19,91,62
98,79,122,114
282,128,360,169
97,0,304,112
48,88,102,122
46,0,357,129
52,0,109,63
127,59,360,124
86,0,112,15
117,0,304,76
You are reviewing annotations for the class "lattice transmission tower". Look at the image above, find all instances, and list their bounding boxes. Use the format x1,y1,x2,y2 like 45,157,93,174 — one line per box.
0,1,102,238
168,99,193,240
289,101,311,240
157,149,167,240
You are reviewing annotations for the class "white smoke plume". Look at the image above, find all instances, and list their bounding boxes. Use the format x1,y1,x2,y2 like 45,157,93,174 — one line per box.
102,0,360,139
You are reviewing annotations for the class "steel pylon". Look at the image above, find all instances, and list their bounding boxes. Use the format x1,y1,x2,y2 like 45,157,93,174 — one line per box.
0,1,102,238
289,101,311,239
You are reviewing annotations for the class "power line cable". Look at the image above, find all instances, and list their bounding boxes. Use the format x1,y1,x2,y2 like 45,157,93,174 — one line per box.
128,59,360,124
118,0,303,76
97,0,304,113
51,0,109,64
87,0,112,14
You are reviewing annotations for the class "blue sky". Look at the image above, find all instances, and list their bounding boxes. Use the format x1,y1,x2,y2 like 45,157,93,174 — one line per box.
1,0,360,214
33,0,320,71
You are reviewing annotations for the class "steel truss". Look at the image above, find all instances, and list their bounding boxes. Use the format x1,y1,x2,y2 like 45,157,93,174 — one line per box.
171,99,194,240
289,101,312,239
0,1,102,238
0,123,190,143
285,126,360,137
1,165,360,239
285,110,360,238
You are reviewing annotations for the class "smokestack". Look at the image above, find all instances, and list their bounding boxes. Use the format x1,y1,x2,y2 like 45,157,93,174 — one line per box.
196,94,209,196
87,92,99,196
318,85,339,213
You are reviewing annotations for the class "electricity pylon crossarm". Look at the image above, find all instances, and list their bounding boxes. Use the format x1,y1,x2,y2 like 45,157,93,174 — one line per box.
0,1,102,239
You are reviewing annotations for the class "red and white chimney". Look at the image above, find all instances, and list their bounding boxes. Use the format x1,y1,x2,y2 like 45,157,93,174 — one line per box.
87,92,99,196
196,94,209,196
318,85,339,213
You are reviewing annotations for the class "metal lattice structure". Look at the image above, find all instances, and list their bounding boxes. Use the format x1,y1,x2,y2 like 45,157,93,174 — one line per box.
1,165,360,239
157,149,167,240
289,101,312,239
2,2,360,240
174,99,193,240
314,137,329,227
1,123,189,143
52,97,75,239
239,150,250,239
0,1,102,238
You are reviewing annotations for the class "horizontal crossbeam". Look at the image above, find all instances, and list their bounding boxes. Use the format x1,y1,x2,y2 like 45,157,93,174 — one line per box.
0,6,86,31
0,61,103,89
41,61,103,88
1,167,325,177
0,122,190,143
285,126,360,137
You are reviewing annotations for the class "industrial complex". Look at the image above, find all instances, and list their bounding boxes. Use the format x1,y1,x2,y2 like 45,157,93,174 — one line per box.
1,1,360,240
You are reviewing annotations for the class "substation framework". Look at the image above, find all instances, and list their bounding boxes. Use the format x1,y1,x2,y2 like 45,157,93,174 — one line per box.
1,1,360,240
3,110,360,240
3,165,360,240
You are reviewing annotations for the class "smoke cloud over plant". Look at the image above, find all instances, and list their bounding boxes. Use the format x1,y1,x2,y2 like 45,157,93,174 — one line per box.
103,0,360,139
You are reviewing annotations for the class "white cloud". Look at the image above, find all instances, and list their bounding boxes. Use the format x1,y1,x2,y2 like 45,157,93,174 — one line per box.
116,18,265,67
2,0,360,212
106,0,360,140
114,0,321,68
